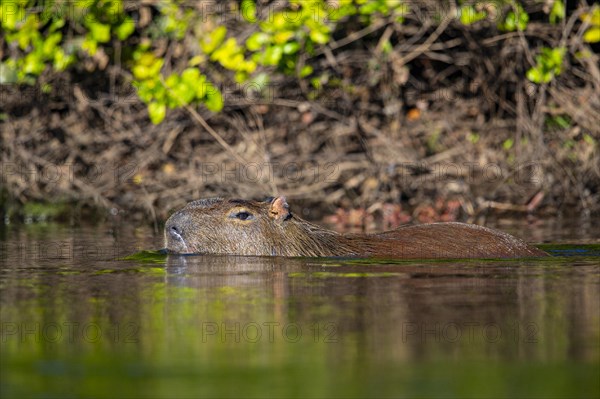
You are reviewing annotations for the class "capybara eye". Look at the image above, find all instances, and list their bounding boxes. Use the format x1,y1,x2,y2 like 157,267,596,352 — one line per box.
231,211,253,221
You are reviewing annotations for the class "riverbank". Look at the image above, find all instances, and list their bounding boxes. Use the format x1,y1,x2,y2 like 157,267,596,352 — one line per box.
2,2,598,223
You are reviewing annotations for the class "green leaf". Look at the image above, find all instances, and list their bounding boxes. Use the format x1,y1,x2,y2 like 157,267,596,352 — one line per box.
273,30,294,45
545,47,565,67
42,32,62,57
81,37,98,55
204,85,223,112
272,13,289,30
165,73,180,88
188,55,205,66
132,65,150,80
171,81,195,106
583,134,596,146
49,18,65,33
148,102,166,124
299,65,313,77
241,0,257,23
263,45,283,66
580,8,600,26
181,68,200,85
527,46,565,83
282,42,300,54
201,26,227,54
234,71,249,83
133,55,164,80
149,59,164,76
17,31,31,50
211,38,238,65
359,2,381,15
499,4,529,32
134,80,153,102
460,6,486,25
194,75,209,98
583,27,600,43
1,4,22,29
503,138,514,151
246,32,270,51
88,22,111,43
23,53,45,75
310,77,321,89
553,115,570,128
241,60,257,74
549,0,565,24
309,29,329,44
467,133,480,144
519,15,529,30
53,48,75,71
541,71,553,83
526,68,542,83
116,17,135,40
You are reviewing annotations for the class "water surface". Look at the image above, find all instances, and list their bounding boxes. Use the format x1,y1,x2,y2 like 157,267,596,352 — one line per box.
1,221,598,398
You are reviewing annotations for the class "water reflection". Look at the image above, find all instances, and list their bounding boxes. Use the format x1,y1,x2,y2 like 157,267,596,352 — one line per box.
163,255,599,363
0,224,598,398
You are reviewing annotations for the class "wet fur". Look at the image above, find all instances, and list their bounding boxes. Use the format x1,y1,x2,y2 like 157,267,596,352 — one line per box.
165,198,548,258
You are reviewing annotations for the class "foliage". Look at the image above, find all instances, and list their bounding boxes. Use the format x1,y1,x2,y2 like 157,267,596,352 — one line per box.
2,1,599,219
497,1,529,32
526,47,566,84
2,0,402,123
0,0,596,123
580,5,600,43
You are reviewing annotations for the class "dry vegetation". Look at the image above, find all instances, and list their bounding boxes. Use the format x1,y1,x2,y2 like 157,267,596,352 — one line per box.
1,1,599,227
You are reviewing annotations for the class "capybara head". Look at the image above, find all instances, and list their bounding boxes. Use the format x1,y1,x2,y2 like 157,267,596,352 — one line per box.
165,196,301,256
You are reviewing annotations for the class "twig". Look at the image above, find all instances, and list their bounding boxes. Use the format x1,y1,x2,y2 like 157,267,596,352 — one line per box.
183,104,248,165
159,76,249,164
395,2,456,66
315,19,388,56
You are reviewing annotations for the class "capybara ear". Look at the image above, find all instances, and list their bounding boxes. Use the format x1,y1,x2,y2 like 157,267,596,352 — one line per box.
269,196,291,221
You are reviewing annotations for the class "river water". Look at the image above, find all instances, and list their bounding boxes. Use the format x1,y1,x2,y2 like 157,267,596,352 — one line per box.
1,219,598,398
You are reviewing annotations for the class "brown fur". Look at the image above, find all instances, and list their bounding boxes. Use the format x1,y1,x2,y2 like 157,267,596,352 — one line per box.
164,197,548,258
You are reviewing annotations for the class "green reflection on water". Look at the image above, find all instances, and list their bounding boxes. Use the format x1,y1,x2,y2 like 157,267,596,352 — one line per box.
121,250,167,264
1,228,599,398
289,271,403,278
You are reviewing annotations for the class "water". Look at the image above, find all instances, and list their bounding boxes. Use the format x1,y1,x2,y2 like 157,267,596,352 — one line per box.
1,221,598,398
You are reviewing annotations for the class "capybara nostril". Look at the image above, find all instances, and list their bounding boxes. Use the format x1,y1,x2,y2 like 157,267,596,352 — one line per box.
165,211,192,241
169,224,182,237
